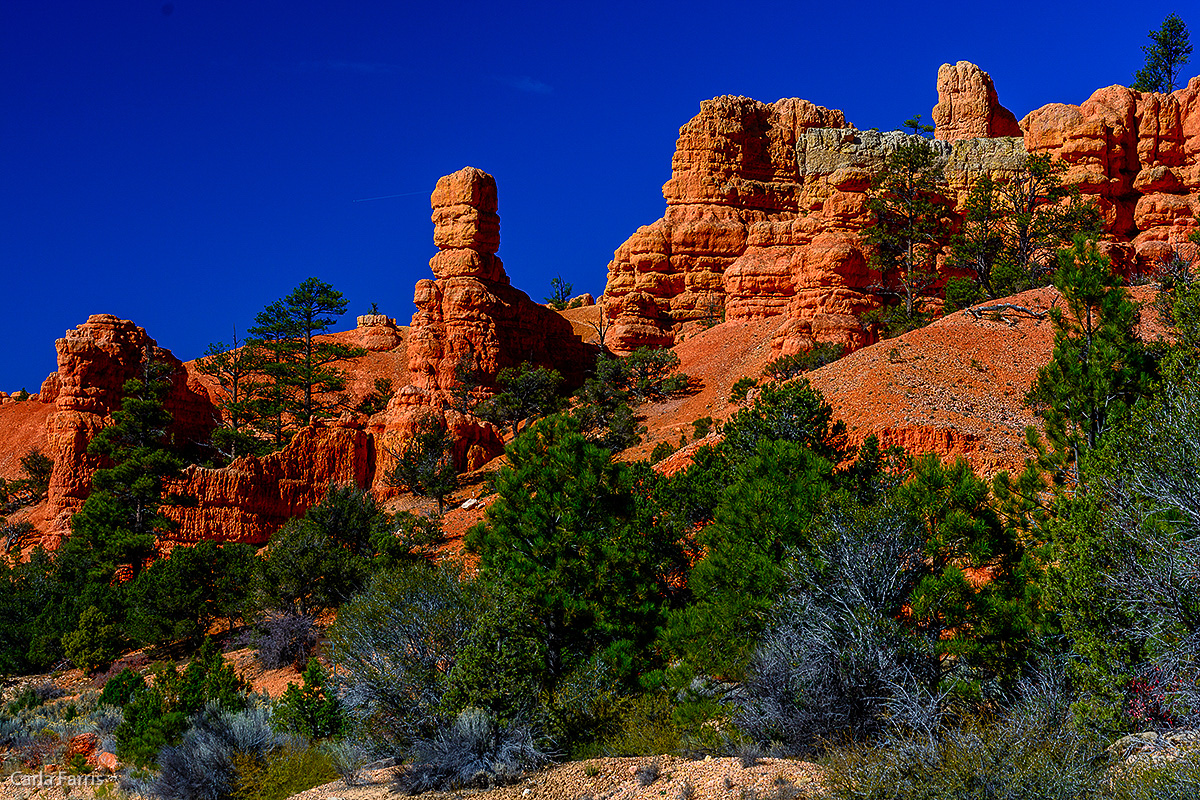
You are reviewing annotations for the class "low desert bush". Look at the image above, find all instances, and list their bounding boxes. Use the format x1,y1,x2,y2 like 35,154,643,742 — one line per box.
763,343,846,381
150,703,284,800
255,610,319,670
231,742,337,800
599,691,680,757
822,670,1099,800
5,681,63,715
321,738,371,786
733,503,931,754
822,715,1100,800
398,707,549,793
330,564,479,755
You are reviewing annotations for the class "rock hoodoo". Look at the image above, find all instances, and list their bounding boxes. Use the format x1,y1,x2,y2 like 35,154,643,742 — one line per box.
380,166,597,474
355,314,402,352
42,315,216,542
933,61,1022,141
603,97,847,352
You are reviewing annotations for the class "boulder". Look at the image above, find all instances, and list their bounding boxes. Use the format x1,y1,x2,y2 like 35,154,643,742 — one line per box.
355,314,402,352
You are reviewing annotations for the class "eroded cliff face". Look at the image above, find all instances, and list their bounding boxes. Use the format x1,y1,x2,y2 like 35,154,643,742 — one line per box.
603,97,847,352
602,64,1200,355
42,315,217,545
1021,78,1200,270
164,423,374,544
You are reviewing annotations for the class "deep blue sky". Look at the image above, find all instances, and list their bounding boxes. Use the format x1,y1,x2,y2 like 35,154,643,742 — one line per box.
1,1,1192,392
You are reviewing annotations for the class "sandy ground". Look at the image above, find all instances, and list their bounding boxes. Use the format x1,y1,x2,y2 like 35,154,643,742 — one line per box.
287,755,824,800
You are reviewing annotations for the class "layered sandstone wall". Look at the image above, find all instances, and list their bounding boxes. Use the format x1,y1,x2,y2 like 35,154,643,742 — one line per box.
603,97,846,351
602,65,1200,356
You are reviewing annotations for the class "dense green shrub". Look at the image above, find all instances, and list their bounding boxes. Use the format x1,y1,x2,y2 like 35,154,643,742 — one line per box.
729,377,757,404
115,638,249,767
762,343,846,382
231,742,338,800
943,275,984,312
62,605,122,673
650,440,677,462
127,541,256,647
274,659,345,740
256,483,398,618
98,668,146,708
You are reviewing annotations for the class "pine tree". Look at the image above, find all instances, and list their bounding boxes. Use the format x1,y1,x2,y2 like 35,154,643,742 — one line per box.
71,350,189,576
479,362,565,436
1026,236,1157,480
196,330,267,461
126,541,256,646
950,155,1102,298
465,415,678,680
248,278,366,436
384,412,458,512
1132,13,1193,93
864,138,951,325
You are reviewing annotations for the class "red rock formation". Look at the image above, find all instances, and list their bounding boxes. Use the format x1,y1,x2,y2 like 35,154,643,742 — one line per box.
384,167,597,475
604,67,1200,358
356,314,403,352
38,372,61,403
43,315,216,542
603,96,846,352
933,61,1022,141
1021,77,1200,271
32,315,385,548
164,423,373,544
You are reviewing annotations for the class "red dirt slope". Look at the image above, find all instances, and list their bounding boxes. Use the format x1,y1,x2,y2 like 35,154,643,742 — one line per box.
807,285,1165,476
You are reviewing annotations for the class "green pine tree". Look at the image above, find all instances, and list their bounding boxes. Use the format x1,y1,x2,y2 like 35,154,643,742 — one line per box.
662,438,834,679
126,541,257,646
1026,236,1157,482
71,350,190,576
465,414,679,682
863,138,951,327
248,278,366,437
384,411,458,512
196,329,269,461
1132,13,1193,93
479,362,565,436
